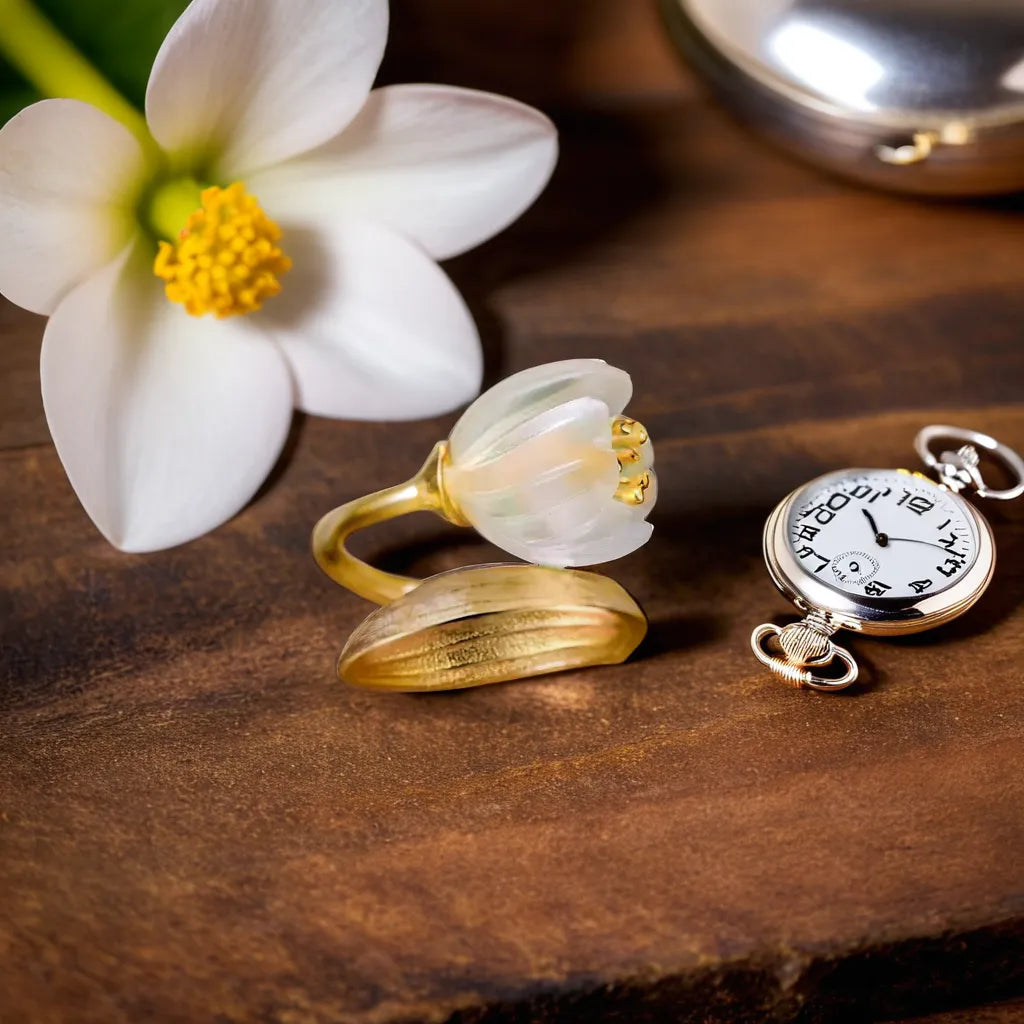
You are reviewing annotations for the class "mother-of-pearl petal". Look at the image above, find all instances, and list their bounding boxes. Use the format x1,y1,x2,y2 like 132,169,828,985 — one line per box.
449,359,632,467
446,397,615,498
474,498,653,568
445,363,655,568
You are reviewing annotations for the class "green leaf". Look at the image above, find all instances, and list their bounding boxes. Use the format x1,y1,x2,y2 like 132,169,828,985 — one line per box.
0,0,190,120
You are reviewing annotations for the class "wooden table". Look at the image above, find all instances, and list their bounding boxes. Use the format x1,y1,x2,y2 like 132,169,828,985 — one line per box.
2,3,1023,1021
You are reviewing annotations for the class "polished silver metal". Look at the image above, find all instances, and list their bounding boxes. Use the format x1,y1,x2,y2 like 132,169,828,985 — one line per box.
661,0,1024,195
761,469,995,637
750,424,1023,691
915,425,1024,501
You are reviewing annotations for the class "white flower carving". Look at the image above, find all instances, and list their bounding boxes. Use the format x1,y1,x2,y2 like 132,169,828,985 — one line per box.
444,360,656,567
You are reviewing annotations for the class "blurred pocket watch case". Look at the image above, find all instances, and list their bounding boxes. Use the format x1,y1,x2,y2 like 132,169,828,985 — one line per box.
661,0,1024,195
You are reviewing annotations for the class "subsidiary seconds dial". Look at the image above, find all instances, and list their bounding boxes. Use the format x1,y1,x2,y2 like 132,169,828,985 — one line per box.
785,469,978,601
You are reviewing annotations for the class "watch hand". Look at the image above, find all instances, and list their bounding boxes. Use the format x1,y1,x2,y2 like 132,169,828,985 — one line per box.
885,536,963,555
861,508,888,546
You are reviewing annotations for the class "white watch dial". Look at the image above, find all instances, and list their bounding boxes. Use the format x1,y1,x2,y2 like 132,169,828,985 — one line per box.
785,469,979,601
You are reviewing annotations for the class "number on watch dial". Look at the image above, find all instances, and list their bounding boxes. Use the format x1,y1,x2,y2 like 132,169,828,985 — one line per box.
786,469,977,601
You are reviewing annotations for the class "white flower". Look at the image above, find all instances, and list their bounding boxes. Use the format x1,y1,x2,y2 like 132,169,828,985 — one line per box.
0,0,557,552
444,359,656,567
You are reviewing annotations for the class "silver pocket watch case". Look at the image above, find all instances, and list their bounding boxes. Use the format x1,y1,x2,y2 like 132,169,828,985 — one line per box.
661,0,1024,195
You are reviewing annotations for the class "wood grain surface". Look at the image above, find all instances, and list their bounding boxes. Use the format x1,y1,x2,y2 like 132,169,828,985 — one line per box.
900,999,1024,1024
2,3,1023,1023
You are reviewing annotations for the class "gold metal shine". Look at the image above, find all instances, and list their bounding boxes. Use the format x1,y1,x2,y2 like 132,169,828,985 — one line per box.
312,442,464,605
611,416,653,506
338,564,647,692
311,438,649,691
615,470,653,506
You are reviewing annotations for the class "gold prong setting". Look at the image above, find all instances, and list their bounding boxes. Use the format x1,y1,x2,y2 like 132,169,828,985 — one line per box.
611,416,654,506
615,470,653,506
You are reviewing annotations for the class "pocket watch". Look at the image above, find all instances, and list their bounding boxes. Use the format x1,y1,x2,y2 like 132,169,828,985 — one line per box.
660,0,1024,196
751,426,1024,691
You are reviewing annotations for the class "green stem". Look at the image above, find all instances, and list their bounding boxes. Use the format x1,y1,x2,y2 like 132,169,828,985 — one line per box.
0,0,157,159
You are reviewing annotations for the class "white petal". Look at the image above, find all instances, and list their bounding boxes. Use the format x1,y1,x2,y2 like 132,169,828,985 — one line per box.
473,498,653,568
259,219,481,420
556,518,654,567
460,469,619,555
449,359,631,466
145,0,388,178
248,84,557,260
446,394,656,567
0,100,146,315
521,494,654,567
41,243,294,552
447,397,617,507
445,383,657,567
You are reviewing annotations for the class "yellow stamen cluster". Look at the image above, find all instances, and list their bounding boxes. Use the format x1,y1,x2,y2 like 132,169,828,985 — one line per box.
611,416,653,506
154,182,291,319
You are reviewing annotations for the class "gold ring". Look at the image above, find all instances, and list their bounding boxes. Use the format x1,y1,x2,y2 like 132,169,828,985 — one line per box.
312,359,657,692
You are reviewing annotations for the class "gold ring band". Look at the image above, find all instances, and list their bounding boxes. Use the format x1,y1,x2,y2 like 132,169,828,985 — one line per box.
310,359,656,692
312,443,463,604
311,440,647,692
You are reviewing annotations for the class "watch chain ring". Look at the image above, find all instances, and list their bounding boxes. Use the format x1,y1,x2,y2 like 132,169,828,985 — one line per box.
914,425,1024,501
